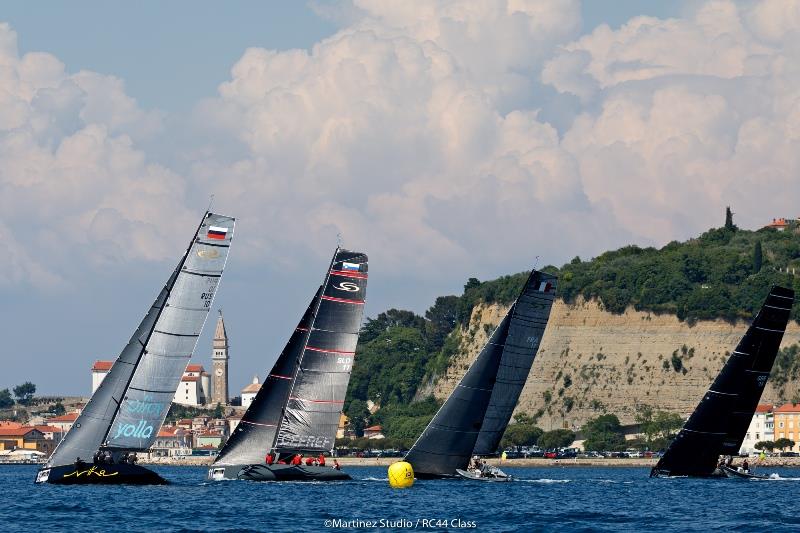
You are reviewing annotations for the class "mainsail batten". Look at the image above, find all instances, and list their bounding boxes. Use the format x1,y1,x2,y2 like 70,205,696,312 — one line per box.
46,213,235,468
652,286,794,477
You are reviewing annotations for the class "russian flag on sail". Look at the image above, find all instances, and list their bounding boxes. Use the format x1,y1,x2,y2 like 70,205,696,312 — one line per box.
538,281,553,293
342,262,360,271
207,226,229,240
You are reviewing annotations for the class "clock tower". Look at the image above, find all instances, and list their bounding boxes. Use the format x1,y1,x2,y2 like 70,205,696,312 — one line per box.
211,310,229,405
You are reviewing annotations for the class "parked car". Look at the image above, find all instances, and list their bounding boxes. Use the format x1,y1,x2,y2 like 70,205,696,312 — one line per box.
779,451,799,457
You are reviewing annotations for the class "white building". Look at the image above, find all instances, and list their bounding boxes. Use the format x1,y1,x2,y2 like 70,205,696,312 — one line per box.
91,361,113,393
241,376,261,408
149,426,192,458
740,404,774,455
92,359,210,407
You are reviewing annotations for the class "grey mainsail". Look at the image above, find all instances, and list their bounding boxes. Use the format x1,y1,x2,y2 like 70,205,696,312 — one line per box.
405,269,557,476
473,271,557,455
46,213,234,467
213,289,321,466
273,249,368,454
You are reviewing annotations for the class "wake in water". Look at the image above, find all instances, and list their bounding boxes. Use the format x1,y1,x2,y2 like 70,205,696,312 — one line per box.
516,479,571,484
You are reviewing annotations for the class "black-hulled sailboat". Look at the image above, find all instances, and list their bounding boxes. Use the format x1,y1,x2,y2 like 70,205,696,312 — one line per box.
208,248,367,482
651,285,795,478
404,269,557,479
35,212,235,485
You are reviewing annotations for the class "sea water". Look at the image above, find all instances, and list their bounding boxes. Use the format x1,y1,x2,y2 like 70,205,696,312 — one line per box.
4,464,800,532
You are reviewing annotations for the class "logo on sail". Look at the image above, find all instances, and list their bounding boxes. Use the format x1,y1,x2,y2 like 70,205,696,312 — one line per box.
197,249,220,259
333,281,360,292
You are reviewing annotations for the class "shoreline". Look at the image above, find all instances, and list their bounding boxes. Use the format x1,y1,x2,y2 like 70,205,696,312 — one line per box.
136,456,800,468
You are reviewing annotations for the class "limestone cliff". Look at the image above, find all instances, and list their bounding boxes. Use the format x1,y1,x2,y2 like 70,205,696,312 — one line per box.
425,298,800,431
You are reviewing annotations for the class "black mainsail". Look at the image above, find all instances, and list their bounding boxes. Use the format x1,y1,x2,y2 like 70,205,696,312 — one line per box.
651,285,795,478
37,212,234,484
405,270,557,477
210,248,368,481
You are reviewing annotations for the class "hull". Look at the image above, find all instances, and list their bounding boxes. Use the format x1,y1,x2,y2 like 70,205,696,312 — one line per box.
208,463,351,482
720,465,771,480
35,463,168,485
649,467,724,479
455,468,511,482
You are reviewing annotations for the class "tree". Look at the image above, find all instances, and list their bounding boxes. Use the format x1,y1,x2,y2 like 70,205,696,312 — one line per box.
753,240,763,273
424,295,459,351
345,399,370,438
12,382,36,406
538,429,576,450
754,440,775,452
501,424,543,450
775,437,795,452
0,388,13,409
213,402,224,418
724,206,735,231
52,402,66,416
582,414,625,451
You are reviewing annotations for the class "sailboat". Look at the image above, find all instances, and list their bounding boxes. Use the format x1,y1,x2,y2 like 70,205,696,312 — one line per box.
404,269,557,479
650,285,795,478
35,212,235,485
208,248,368,482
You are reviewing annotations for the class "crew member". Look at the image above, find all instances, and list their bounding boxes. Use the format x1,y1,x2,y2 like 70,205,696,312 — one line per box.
291,454,303,465
318,454,326,466
266,453,274,465
333,459,341,470
305,456,315,466
742,459,749,473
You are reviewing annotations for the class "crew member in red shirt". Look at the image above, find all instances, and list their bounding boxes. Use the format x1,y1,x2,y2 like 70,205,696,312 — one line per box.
317,454,326,466
265,453,274,465
291,454,302,465
305,456,315,466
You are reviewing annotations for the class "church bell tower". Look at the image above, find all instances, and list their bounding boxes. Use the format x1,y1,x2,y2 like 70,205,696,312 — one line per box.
211,310,229,405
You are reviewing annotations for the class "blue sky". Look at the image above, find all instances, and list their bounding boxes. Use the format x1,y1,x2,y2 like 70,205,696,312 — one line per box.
1,1,797,396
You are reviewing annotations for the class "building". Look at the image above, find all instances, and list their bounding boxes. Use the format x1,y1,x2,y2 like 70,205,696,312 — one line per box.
226,414,242,435
764,218,792,231
91,360,113,393
194,429,224,449
150,426,193,458
47,412,80,433
337,414,350,439
363,425,385,440
31,425,66,445
0,427,55,455
184,364,211,403
241,376,261,408
774,403,800,451
211,310,230,405
740,404,774,454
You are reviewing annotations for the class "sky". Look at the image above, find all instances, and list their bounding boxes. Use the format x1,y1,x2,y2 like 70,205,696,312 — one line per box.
2,0,799,396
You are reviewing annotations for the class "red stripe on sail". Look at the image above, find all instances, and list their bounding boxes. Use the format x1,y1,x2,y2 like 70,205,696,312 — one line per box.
241,420,277,427
305,346,356,355
207,232,226,240
288,396,344,404
321,295,364,305
269,374,292,380
295,327,309,332
330,270,368,279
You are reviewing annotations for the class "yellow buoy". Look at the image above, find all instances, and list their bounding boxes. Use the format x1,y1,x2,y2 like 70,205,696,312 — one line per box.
387,461,414,488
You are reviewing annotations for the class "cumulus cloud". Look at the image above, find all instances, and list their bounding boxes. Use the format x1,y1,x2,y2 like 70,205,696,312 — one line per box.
0,22,193,288
544,0,800,242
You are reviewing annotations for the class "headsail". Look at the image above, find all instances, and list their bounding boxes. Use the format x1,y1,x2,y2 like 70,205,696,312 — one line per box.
473,271,557,455
273,249,368,453
213,289,321,466
405,269,557,476
652,285,794,477
47,213,234,467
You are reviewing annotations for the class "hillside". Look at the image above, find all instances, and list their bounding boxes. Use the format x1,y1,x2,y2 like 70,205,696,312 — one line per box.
344,217,800,442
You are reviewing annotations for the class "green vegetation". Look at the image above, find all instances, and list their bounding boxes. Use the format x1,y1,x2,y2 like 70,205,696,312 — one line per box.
634,406,684,451
581,414,625,451
0,389,13,409
775,437,796,452
164,403,221,423
538,429,576,449
12,382,36,406
500,413,543,449
755,440,775,452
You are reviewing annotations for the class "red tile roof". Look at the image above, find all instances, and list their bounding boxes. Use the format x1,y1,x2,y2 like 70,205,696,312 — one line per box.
755,404,774,413
775,403,800,413
364,425,383,432
181,376,199,382
48,412,79,422
31,425,62,433
0,421,23,429
185,364,205,373
0,427,40,437
92,360,113,371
